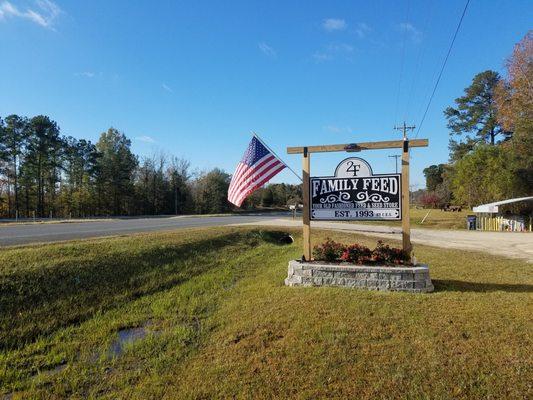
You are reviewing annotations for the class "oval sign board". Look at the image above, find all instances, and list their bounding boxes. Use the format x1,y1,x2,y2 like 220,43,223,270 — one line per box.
334,157,373,178
310,157,401,221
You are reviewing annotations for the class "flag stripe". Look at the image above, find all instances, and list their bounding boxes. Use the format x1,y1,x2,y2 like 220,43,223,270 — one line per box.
231,160,284,205
228,154,274,198
227,163,246,197
228,156,278,200
233,163,285,206
227,136,286,207
229,159,283,204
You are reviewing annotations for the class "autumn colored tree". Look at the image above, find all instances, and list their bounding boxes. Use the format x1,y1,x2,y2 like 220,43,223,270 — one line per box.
495,31,533,191
419,192,441,208
496,31,533,135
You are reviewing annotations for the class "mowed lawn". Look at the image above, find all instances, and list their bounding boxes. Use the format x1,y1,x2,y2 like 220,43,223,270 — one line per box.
357,207,472,230
0,227,531,399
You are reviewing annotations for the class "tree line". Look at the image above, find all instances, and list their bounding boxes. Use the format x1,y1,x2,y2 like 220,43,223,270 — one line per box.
420,32,532,209
0,119,301,219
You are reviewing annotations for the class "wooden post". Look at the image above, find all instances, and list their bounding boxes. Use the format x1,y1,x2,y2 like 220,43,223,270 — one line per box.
401,138,412,256
287,137,428,262
302,147,311,261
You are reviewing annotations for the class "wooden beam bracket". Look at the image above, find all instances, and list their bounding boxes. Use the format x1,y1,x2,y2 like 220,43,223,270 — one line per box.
344,143,362,152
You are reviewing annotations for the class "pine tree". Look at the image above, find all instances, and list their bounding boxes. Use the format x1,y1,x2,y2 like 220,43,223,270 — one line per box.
444,71,511,161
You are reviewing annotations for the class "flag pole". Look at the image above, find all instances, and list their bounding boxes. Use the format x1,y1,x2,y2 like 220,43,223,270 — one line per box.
252,131,303,182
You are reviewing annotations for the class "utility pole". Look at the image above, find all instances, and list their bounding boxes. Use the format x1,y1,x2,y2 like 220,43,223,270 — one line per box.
394,121,416,139
388,155,401,173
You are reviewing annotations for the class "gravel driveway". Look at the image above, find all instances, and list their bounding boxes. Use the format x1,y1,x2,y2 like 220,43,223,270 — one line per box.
235,219,533,263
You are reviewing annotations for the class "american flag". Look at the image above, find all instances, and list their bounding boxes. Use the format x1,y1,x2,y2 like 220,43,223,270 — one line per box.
228,136,286,207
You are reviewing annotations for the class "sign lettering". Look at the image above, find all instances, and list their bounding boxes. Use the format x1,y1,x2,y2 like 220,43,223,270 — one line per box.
310,157,401,221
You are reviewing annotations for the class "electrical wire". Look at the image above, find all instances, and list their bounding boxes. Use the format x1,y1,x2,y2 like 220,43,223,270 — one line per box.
404,0,435,122
393,0,411,126
414,0,470,138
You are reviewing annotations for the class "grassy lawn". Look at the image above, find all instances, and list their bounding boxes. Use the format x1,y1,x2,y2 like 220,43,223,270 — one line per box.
1,227,531,399
353,207,472,230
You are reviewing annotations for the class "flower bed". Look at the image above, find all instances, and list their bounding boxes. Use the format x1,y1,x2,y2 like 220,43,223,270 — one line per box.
312,238,412,266
285,239,433,292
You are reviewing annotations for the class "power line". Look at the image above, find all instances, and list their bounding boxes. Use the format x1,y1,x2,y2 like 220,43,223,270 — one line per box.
414,0,470,139
404,0,435,122
393,0,411,126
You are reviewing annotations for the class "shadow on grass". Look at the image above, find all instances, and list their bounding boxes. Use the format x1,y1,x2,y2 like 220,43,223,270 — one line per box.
0,231,264,350
249,230,294,245
433,279,533,293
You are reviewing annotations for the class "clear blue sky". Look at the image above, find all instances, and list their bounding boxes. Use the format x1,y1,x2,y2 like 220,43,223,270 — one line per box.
1,0,530,188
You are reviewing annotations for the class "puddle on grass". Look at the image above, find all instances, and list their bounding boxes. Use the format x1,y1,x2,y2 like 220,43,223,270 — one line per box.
5,325,161,398
108,327,149,357
106,322,163,359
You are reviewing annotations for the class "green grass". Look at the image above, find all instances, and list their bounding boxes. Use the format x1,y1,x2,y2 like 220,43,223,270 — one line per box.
1,227,531,399
350,207,473,230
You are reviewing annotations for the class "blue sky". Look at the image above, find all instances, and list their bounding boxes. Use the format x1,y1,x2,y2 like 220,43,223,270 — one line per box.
0,0,531,188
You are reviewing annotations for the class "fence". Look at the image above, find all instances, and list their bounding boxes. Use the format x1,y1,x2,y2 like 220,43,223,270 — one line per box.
476,215,532,232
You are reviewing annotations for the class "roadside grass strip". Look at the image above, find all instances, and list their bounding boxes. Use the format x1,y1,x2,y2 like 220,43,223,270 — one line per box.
347,207,473,230
0,227,531,399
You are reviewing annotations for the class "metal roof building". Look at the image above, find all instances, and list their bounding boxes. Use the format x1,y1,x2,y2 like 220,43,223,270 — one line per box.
472,197,533,231
472,196,533,213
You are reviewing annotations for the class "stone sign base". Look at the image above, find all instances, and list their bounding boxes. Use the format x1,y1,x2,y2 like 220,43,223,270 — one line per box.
285,260,434,293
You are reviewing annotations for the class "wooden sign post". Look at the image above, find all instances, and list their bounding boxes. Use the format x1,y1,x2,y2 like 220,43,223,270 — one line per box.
302,147,311,260
401,138,412,254
287,138,429,261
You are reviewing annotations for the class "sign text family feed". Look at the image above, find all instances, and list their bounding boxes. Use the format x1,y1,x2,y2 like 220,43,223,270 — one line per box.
310,158,401,220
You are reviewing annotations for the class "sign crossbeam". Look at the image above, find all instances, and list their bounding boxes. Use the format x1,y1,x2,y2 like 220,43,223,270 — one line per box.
287,139,428,154
287,138,429,262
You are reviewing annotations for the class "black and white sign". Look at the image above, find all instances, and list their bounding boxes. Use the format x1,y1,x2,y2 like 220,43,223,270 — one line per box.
310,157,401,221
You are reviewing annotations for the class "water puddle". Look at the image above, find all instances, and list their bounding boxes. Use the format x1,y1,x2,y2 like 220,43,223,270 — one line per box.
108,327,149,357
107,322,162,358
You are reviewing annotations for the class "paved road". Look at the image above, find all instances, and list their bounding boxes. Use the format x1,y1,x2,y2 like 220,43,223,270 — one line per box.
235,219,533,263
0,214,286,246
2,215,531,262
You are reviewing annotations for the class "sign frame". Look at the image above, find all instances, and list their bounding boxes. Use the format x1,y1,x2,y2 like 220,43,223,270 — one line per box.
309,158,402,221
287,138,429,262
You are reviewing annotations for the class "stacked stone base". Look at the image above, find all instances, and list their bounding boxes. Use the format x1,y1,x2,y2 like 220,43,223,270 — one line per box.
285,260,433,293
